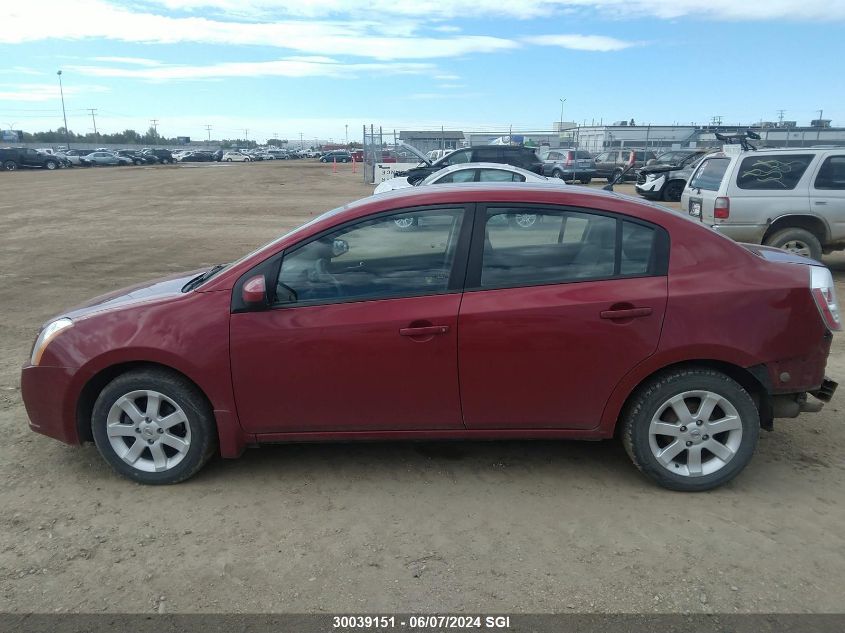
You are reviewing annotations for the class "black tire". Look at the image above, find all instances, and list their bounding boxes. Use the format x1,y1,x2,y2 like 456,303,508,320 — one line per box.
45,160,58,170
3,160,18,171
621,367,759,492
580,177,592,184
134,160,143,166
763,227,823,261
91,368,217,485
552,169,565,180
663,179,685,202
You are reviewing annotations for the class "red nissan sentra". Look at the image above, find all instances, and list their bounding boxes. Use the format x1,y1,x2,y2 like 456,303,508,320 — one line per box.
21,184,840,490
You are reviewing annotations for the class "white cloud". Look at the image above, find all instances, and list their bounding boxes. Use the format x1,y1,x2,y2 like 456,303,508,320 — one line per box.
145,0,845,21
433,74,461,81
0,1,517,60
530,34,639,52
0,83,108,102
92,56,163,66
67,57,433,81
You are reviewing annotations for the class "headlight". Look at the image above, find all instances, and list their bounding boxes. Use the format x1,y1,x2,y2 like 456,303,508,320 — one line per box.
30,318,73,365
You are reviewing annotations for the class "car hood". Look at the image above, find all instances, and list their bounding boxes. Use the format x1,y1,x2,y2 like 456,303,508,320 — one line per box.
397,142,431,166
740,243,822,266
57,269,206,322
373,177,413,194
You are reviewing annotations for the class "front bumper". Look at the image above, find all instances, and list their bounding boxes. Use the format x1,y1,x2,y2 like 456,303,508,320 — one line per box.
20,364,82,445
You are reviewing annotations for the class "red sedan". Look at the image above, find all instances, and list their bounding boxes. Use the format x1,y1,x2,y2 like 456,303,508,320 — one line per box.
21,184,840,490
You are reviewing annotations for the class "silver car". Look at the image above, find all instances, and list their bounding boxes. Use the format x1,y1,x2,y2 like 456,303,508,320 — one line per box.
681,147,845,260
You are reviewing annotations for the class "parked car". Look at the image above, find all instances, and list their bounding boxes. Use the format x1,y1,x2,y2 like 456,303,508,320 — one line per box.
681,147,845,260
41,151,73,168
375,163,566,230
541,149,596,184
222,151,251,162
142,149,175,164
319,150,352,163
635,149,714,202
116,150,155,165
63,149,94,166
267,150,288,160
594,149,657,182
397,144,544,184
80,151,121,167
0,147,63,171
21,184,839,489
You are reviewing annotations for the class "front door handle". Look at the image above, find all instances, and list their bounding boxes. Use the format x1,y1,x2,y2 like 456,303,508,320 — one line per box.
814,200,827,205
399,325,450,337
600,307,653,320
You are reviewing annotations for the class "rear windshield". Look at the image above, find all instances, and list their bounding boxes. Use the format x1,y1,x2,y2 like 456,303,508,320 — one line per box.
736,154,814,190
689,157,731,191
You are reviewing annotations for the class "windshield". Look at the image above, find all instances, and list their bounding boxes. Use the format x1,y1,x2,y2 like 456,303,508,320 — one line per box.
689,157,731,191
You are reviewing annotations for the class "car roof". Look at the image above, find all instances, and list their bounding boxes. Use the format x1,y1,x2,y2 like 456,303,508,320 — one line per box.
433,162,544,178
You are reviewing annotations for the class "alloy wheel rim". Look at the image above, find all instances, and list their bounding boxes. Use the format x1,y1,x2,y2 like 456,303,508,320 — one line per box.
648,390,743,477
106,389,191,473
515,213,537,228
782,240,811,257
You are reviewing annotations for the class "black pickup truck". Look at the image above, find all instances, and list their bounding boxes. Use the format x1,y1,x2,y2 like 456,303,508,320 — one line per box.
0,147,63,171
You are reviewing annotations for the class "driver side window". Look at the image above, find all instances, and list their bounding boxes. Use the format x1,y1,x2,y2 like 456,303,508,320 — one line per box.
276,208,466,305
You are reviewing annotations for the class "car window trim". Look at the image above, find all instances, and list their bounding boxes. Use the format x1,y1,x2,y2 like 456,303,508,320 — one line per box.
230,203,477,313
464,203,669,292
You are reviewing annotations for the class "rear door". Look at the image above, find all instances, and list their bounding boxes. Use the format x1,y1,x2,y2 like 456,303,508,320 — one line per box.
472,147,502,164
809,153,845,242
457,205,669,430
686,156,732,221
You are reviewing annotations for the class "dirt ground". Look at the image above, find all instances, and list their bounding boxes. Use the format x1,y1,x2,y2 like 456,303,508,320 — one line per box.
1,161,843,614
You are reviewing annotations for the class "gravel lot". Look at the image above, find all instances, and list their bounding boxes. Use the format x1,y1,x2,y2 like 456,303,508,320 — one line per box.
1,161,843,614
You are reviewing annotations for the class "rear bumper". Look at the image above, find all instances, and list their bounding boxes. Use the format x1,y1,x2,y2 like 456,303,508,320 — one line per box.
20,364,81,445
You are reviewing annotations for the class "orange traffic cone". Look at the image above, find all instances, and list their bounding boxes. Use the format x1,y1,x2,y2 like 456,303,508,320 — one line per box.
332,157,337,173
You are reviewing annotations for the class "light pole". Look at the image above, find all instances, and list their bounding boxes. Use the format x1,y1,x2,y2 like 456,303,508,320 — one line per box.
345,124,348,146
57,70,70,149
559,97,567,148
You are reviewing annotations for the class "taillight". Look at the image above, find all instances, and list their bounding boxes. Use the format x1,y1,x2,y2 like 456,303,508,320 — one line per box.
811,266,842,331
714,197,730,219
565,151,573,167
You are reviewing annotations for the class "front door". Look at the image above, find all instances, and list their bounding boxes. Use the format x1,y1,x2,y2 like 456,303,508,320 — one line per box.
230,206,472,434
810,153,845,242
458,206,669,430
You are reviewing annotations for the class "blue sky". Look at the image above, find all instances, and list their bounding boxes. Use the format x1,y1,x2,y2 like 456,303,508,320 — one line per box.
0,0,843,143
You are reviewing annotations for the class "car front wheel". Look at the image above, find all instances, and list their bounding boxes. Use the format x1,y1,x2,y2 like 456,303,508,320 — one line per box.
91,368,217,485
621,368,759,491
663,179,686,202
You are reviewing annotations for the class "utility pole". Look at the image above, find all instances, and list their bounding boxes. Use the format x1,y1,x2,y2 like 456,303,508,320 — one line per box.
242,129,249,145
711,115,722,127
150,119,159,136
777,109,785,125
87,108,98,140
345,124,348,146
56,70,70,149
299,132,303,149
205,124,212,147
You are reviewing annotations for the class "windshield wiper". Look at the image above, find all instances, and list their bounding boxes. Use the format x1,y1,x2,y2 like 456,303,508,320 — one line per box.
182,264,226,292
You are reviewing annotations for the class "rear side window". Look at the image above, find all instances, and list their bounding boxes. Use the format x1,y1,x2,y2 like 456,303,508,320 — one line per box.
473,148,500,162
478,169,525,182
689,157,731,191
479,208,664,289
814,156,845,190
575,151,592,159
736,154,814,190
441,150,470,166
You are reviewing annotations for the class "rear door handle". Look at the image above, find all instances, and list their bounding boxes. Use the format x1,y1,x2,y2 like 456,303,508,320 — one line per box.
600,307,653,320
814,200,827,205
399,325,450,337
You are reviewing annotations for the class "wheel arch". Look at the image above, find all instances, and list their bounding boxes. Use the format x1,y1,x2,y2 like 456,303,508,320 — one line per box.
75,360,215,444
604,358,772,437
762,214,830,245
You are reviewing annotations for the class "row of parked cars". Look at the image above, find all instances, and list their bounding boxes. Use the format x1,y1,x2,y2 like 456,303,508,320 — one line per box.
0,146,329,171
381,140,845,260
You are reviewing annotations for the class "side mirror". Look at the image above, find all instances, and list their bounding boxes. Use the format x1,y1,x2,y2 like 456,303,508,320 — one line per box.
332,238,349,257
241,274,267,306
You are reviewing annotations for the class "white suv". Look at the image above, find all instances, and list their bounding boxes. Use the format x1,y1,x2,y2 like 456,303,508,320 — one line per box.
681,146,845,260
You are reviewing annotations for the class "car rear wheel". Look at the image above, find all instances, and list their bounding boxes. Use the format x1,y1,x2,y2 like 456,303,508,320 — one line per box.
552,169,566,181
92,368,217,485
3,160,18,171
621,368,759,491
45,160,58,170
662,179,685,202
579,177,592,184
764,228,823,261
